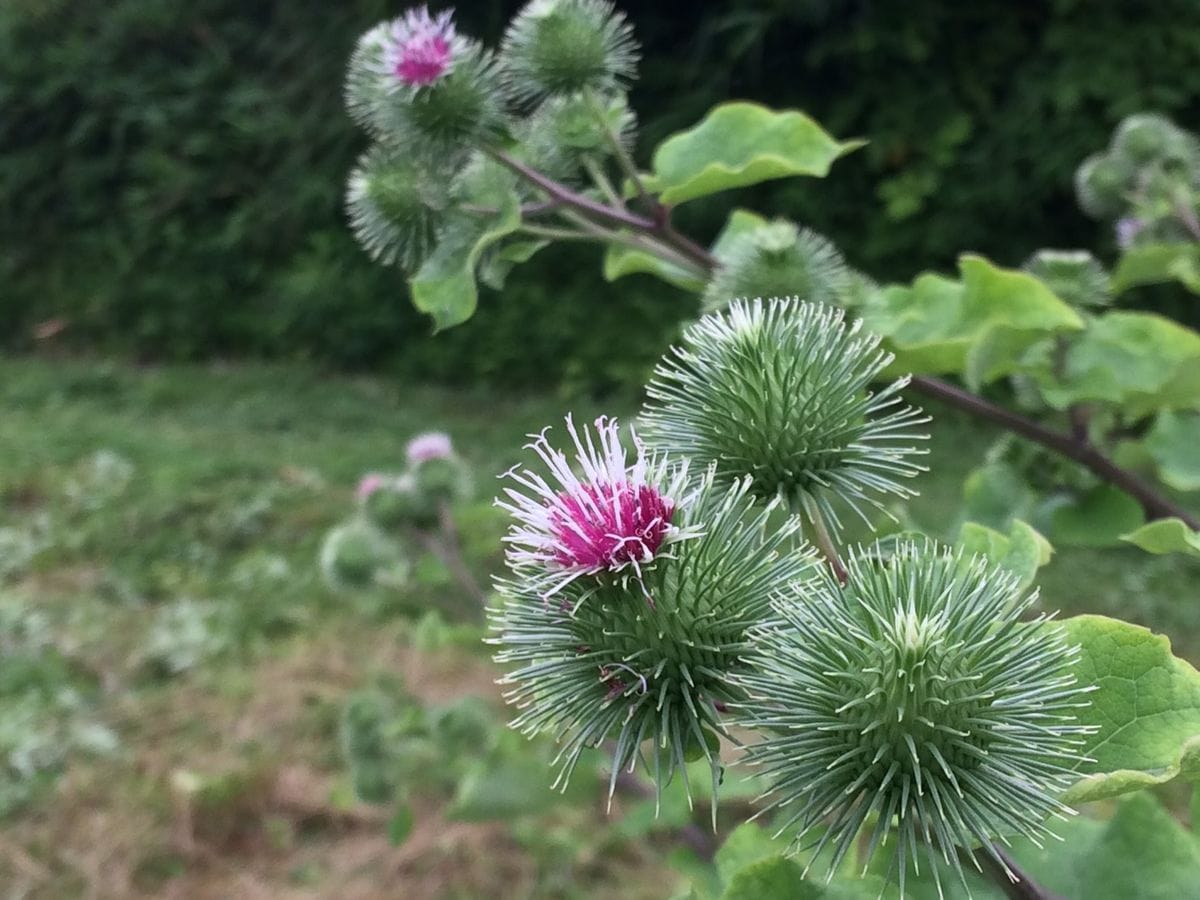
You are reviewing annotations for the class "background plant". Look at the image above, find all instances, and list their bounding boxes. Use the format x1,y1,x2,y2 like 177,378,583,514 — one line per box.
6,0,1200,392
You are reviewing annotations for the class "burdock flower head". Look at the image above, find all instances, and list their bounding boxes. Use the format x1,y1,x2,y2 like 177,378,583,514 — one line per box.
1022,249,1112,309
345,145,448,271
501,0,638,104
702,220,851,313
346,6,504,154
384,7,457,87
736,541,1096,896
406,431,454,464
642,298,929,534
492,419,818,807
497,415,696,598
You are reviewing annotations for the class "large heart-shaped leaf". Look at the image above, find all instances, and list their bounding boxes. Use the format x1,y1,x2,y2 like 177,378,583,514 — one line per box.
645,103,863,206
1013,793,1200,900
1061,614,1200,803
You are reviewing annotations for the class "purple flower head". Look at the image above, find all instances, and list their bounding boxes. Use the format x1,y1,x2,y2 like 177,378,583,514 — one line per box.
406,431,454,465
498,415,699,599
386,7,457,87
356,473,388,501
1116,216,1145,250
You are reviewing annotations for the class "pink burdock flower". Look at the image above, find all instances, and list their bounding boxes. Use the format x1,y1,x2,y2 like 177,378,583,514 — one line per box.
356,473,387,501
386,7,457,87
406,431,454,465
1116,216,1145,250
498,415,699,599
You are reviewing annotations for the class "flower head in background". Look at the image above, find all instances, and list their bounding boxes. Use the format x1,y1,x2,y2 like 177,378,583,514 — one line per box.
501,0,638,104
737,541,1096,896
385,7,457,87
1115,216,1146,250
345,8,504,154
497,415,697,598
356,473,387,502
406,431,455,465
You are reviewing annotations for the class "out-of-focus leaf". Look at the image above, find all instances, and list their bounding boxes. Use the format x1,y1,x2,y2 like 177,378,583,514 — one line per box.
1049,484,1145,548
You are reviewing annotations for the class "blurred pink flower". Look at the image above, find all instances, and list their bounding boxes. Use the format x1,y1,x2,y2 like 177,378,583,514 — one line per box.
356,473,387,501
406,431,454,465
386,7,456,87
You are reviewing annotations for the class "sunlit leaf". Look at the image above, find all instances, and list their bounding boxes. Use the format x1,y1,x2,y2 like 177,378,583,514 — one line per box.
1061,614,1200,803
645,103,863,205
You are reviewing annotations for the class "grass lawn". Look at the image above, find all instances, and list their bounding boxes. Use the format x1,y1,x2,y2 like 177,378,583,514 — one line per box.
0,355,1197,898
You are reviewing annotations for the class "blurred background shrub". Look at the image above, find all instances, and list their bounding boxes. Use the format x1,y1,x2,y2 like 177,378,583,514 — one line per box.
4,0,1199,392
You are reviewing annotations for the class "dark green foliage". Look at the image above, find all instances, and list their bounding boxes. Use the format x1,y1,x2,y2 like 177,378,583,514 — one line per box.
5,0,1200,387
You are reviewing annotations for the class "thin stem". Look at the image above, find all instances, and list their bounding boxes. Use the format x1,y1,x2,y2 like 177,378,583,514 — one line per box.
518,223,595,242
584,88,651,205
489,148,657,231
799,494,848,584
583,155,623,207
561,210,707,274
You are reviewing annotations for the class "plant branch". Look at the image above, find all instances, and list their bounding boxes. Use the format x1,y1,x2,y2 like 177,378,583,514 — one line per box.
910,375,1200,529
971,845,1065,900
489,149,658,231
584,87,652,206
493,148,1199,531
558,209,707,276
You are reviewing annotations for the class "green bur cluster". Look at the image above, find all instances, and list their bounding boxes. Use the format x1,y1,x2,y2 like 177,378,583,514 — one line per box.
500,0,637,104
491,478,816,808
737,542,1096,894
703,220,851,313
1075,113,1200,243
642,298,929,530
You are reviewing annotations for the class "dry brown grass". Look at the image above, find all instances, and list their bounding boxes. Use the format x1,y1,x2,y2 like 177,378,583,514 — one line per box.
0,624,679,900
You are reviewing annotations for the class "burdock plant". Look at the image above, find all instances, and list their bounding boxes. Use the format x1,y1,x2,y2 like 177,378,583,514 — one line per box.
642,298,930,543
737,542,1096,895
490,416,817,811
330,5,1173,897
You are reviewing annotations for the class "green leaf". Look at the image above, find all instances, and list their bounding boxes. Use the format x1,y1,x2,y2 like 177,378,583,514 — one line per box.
408,191,521,330
1112,242,1200,294
861,255,1083,379
448,746,596,821
1145,411,1200,491
956,519,1053,589
722,860,888,900
645,103,863,206
711,209,770,259
1049,484,1145,548
1036,311,1200,415
1061,614,1200,803
1121,518,1200,557
1012,793,1200,900
387,802,414,846
961,462,1036,530
602,242,706,292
